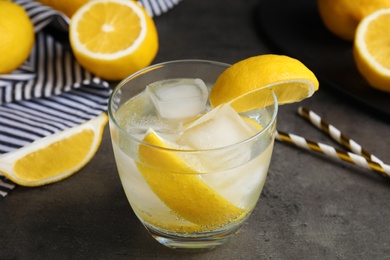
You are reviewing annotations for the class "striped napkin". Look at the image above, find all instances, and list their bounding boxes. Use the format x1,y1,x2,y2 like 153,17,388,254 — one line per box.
0,0,181,199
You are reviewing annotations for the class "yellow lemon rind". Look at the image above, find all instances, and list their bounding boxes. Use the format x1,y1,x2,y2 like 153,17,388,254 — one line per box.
209,54,319,112
36,0,89,18
136,129,247,228
0,1,35,74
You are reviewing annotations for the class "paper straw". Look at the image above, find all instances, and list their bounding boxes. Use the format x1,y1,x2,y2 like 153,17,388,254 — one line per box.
275,130,390,179
297,106,384,164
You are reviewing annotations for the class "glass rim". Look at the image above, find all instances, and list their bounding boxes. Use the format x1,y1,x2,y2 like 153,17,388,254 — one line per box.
108,59,279,153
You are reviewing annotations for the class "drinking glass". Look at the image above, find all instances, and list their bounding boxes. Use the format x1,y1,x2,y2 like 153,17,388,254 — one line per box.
108,60,278,252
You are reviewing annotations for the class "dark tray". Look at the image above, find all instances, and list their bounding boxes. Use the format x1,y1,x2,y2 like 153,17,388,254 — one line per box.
256,0,390,120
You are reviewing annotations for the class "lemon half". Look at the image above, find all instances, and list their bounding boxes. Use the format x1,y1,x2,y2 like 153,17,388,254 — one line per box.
353,8,390,93
69,0,159,81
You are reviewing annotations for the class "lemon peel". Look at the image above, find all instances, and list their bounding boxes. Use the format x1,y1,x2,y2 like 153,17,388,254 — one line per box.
0,1,34,74
36,0,88,18
209,54,318,112
136,129,247,229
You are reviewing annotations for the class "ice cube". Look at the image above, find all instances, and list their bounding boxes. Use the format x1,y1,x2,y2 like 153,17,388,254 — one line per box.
200,142,274,207
177,104,256,149
116,91,182,141
177,104,258,171
146,78,208,119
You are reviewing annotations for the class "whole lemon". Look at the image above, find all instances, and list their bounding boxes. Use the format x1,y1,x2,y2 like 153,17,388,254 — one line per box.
0,1,35,74
36,0,89,18
317,0,390,41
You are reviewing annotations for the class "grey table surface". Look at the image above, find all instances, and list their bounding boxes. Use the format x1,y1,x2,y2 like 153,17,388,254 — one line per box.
2,0,390,259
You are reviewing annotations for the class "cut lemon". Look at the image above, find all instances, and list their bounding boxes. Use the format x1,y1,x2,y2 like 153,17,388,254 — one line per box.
69,0,159,81
136,129,246,229
209,54,319,112
353,8,390,93
0,113,108,186
317,0,390,41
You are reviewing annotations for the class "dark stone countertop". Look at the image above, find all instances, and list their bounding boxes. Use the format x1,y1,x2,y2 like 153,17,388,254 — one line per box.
1,0,390,259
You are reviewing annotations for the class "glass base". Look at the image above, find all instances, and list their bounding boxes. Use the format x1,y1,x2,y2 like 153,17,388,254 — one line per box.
145,224,243,252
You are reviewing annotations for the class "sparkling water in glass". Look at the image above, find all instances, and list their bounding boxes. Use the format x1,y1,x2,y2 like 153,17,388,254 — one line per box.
108,60,278,252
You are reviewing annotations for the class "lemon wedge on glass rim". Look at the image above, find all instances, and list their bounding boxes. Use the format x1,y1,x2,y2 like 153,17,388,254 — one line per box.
0,113,108,187
209,54,319,112
135,54,318,230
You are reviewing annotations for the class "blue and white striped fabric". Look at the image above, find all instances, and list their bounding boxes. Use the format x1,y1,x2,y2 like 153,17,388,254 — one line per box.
138,0,181,17
0,0,181,199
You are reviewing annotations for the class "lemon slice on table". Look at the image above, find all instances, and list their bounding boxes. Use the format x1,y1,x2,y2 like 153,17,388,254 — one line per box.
353,8,390,93
0,113,108,187
136,129,246,229
69,0,158,81
209,54,319,112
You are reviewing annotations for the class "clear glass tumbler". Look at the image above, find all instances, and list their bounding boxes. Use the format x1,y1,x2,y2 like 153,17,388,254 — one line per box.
108,60,278,252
